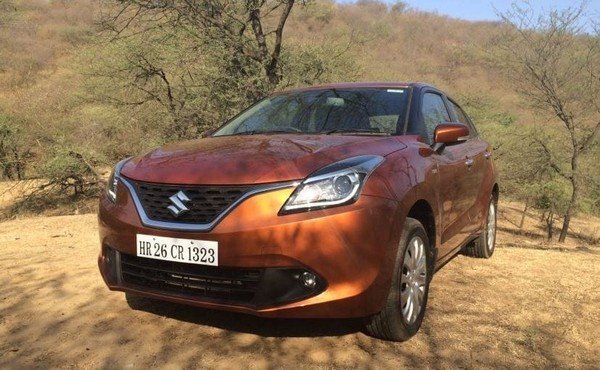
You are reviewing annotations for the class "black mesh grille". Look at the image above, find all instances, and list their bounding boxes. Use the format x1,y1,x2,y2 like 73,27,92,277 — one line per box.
130,179,251,224
120,253,263,304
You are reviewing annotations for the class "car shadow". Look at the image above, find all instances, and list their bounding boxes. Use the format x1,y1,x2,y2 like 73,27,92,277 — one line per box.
125,294,364,338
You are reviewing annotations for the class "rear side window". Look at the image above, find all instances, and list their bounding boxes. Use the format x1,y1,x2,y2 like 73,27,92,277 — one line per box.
421,93,450,142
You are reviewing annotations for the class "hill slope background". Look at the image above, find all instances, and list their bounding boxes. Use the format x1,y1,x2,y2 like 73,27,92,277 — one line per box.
0,0,598,240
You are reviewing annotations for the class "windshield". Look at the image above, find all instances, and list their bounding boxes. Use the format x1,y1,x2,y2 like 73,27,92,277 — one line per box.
213,88,411,136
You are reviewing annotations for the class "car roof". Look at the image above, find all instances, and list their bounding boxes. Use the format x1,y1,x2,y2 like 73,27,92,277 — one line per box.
279,82,435,94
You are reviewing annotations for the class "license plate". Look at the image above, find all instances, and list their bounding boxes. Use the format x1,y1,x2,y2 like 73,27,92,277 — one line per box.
136,234,218,266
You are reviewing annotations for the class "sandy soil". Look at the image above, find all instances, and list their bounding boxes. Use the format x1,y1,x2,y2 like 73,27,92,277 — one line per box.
0,209,599,369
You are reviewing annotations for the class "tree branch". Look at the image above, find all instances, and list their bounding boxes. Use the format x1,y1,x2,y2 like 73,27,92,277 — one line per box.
533,137,571,180
266,0,294,84
578,121,600,153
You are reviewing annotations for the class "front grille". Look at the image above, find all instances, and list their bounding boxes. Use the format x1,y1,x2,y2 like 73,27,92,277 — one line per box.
130,179,251,224
120,253,263,304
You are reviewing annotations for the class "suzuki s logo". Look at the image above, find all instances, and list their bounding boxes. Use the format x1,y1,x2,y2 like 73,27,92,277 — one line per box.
167,191,191,217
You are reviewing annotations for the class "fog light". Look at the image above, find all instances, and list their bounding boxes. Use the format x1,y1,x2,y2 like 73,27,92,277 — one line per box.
300,272,317,288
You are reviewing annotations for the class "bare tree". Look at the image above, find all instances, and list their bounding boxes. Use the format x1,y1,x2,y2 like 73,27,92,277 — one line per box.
103,0,297,90
494,2,599,242
93,1,303,139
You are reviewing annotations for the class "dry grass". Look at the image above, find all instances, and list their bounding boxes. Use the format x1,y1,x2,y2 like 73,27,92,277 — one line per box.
0,206,598,369
0,180,98,221
497,200,600,248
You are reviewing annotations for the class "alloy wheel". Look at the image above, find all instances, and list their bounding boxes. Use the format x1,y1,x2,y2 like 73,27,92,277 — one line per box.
487,202,496,252
400,236,427,325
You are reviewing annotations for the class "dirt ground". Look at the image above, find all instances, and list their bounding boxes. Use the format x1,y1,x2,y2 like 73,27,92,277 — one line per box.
1,204,599,369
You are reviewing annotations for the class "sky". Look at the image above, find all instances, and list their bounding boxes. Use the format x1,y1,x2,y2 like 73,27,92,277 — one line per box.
338,0,600,25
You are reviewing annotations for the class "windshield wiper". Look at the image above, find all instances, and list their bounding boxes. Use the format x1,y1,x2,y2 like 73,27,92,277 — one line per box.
325,128,389,135
233,129,302,135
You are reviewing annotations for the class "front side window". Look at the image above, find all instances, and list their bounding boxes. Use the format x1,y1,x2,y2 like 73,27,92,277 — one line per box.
448,99,477,136
213,88,411,136
421,93,450,143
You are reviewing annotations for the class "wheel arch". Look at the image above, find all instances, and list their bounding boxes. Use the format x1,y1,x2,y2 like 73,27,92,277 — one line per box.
406,199,436,257
492,183,499,202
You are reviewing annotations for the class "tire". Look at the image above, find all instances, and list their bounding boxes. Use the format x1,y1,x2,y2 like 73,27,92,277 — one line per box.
464,196,497,259
363,217,432,341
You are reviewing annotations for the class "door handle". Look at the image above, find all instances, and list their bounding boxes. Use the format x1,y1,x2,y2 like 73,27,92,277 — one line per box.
465,158,474,167
484,151,492,159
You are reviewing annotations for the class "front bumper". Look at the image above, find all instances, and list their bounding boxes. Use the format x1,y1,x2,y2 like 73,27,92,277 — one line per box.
98,181,401,318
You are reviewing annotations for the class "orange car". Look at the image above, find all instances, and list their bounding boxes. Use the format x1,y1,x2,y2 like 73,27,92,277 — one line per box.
98,82,498,341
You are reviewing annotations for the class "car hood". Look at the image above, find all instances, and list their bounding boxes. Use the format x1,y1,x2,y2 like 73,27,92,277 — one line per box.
121,134,406,185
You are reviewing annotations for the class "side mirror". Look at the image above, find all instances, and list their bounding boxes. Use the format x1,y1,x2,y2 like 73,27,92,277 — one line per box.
201,128,216,138
432,123,469,153
434,123,469,144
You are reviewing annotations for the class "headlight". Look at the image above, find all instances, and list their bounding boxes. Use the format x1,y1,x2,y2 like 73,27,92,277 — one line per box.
106,158,130,203
281,155,384,214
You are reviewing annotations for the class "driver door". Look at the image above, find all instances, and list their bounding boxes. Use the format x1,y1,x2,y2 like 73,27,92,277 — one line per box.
420,91,472,258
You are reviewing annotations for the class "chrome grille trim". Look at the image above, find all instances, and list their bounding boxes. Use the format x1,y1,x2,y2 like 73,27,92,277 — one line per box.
119,177,295,232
